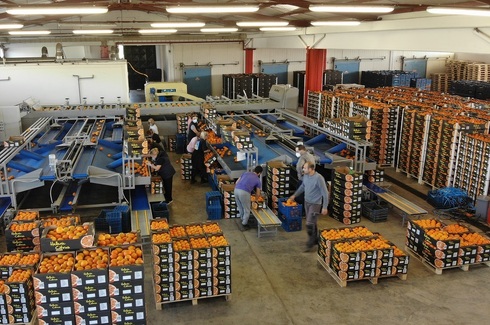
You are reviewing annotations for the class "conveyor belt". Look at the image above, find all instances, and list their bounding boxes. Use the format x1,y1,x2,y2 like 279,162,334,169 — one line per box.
40,148,67,180
73,147,97,179
251,207,282,238
260,114,305,135
37,128,63,146
131,185,150,210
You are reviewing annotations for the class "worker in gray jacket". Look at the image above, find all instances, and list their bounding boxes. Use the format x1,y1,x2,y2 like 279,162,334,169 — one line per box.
289,162,329,252
295,144,315,181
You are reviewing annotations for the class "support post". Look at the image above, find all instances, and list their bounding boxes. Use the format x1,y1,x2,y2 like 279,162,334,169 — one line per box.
304,48,326,115
245,48,254,74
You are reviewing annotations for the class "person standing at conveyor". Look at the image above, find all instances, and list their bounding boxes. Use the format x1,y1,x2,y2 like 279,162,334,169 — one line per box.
147,129,164,152
147,148,175,204
148,118,159,135
234,166,263,231
190,131,209,184
289,162,329,252
187,113,200,145
294,144,315,205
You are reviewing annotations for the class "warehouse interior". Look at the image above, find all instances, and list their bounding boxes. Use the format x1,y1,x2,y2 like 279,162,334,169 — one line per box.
1,1,490,325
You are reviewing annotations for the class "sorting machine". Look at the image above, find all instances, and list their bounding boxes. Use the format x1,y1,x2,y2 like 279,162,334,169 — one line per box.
0,116,150,213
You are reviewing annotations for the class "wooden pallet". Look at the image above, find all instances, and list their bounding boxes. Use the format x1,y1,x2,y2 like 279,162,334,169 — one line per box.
317,256,407,288
155,291,231,310
405,246,490,275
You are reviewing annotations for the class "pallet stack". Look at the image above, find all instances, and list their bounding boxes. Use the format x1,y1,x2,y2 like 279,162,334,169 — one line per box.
466,63,490,82
151,221,231,308
180,154,192,180
454,133,490,200
446,60,469,81
431,73,450,92
318,226,409,287
266,161,292,214
0,253,39,324
406,219,490,273
330,167,363,225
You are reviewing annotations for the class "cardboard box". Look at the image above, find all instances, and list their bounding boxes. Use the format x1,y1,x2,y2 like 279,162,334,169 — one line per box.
110,293,145,310
37,301,74,318
108,281,144,297
108,264,144,283
71,268,108,287
34,287,72,305
111,307,146,324
75,311,111,325
40,224,95,252
72,284,108,301
74,297,110,314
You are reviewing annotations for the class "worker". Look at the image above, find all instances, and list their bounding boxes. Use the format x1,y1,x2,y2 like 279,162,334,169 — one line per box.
148,118,159,135
234,166,263,231
190,131,209,184
295,145,315,182
146,148,175,204
147,129,163,152
289,162,329,252
187,113,200,144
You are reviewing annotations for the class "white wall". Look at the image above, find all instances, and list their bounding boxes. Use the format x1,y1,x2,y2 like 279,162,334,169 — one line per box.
254,48,306,84
454,53,490,63
4,42,112,59
0,61,129,106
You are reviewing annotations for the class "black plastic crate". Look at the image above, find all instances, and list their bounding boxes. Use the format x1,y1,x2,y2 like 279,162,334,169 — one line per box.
151,202,170,221
361,201,388,223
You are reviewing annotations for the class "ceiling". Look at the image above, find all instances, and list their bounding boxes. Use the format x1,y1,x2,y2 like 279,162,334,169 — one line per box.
1,0,490,42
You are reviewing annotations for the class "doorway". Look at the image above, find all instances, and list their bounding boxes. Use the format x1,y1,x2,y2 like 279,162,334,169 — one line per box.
183,66,212,99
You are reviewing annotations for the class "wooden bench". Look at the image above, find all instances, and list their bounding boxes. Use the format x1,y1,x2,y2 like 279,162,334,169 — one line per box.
251,207,282,237
364,182,427,225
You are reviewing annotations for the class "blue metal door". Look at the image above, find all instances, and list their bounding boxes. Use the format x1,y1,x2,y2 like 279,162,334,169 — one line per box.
403,59,427,78
261,63,288,84
334,60,360,84
183,66,212,99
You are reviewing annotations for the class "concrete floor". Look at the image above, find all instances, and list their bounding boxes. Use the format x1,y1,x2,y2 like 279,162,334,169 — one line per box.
143,153,490,325
2,152,490,325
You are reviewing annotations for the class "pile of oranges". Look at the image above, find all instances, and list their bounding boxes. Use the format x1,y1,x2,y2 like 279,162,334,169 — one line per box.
18,253,40,266
174,239,191,251
204,152,215,162
208,235,228,247
152,232,171,244
0,253,22,266
335,239,391,253
9,222,38,232
46,225,89,240
109,246,143,266
412,219,442,229
190,237,210,249
202,223,222,234
74,249,109,271
41,217,74,228
169,226,186,238
14,211,38,221
321,227,374,241
213,146,231,158
186,225,204,236
38,253,75,273
124,160,150,177
282,199,297,207
7,269,32,282
207,131,222,144
150,220,169,231
0,280,4,294
425,229,460,241
444,224,469,234
97,232,138,246
458,232,490,246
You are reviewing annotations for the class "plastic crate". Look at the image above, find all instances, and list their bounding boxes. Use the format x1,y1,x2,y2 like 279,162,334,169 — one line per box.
114,205,131,233
151,202,170,221
176,133,186,154
278,198,302,219
106,211,122,234
94,209,113,232
361,201,388,223
206,191,222,206
208,174,219,191
206,201,222,220
281,216,302,232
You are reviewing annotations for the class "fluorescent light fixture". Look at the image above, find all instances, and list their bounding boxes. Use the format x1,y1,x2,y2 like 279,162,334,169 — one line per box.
151,22,205,28
260,27,297,32
167,6,259,14
58,22,117,27
7,7,108,15
309,5,394,13
73,29,114,34
139,29,177,34
237,21,289,27
311,21,361,26
9,30,51,35
427,7,490,17
201,28,238,33
0,24,23,29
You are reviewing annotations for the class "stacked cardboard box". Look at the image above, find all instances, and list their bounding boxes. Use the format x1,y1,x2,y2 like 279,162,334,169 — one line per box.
266,161,292,214
180,154,192,180
221,185,238,219
330,167,363,225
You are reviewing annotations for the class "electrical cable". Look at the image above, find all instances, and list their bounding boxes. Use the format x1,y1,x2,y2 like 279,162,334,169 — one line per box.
127,62,149,80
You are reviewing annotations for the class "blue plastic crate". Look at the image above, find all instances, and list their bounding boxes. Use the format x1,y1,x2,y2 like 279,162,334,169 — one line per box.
281,216,302,232
94,209,113,232
114,205,131,232
176,133,186,154
150,202,170,221
206,191,222,206
208,174,219,191
106,211,122,234
207,201,222,220
278,198,302,219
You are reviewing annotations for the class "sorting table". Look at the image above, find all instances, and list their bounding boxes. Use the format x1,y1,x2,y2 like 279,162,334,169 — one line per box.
364,182,428,225
251,207,282,237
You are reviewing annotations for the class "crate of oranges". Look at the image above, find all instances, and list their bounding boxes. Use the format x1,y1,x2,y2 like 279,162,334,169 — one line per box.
0,253,22,278
97,231,140,247
33,252,75,291
40,223,94,252
108,245,145,283
13,210,39,222
71,248,110,287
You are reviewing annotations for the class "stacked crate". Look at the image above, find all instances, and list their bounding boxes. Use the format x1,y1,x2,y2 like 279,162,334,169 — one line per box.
206,191,222,220
330,167,363,225
176,114,189,135
180,154,192,180
323,70,343,86
422,115,445,186
454,133,490,200
431,73,450,92
364,168,385,184
410,78,432,91
277,199,302,232
266,161,292,214
446,60,469,81
5,210,40,252
222,74,253,99
168,136,176,152
1,269,36,324
221,185,239,219
201,103,217,120
467,63,490,81
34,252,76,325
306,91,322,120
318,226,409,283
72,248,112,325
151,177,163,194
252,73,278,98
152,222,231,305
